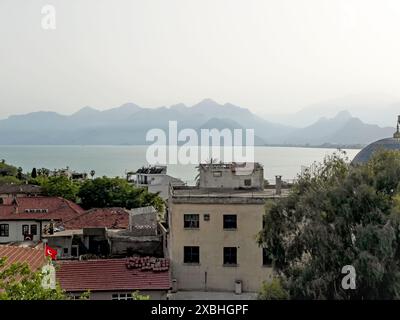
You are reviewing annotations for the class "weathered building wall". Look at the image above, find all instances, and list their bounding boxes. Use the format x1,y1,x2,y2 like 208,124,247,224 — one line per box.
0,220,43,243
168,202,273,293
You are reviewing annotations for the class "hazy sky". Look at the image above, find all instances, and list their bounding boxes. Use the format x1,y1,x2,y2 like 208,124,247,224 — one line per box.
1,0,400,119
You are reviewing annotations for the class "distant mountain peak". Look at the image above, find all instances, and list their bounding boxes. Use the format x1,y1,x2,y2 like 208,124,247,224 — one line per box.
105,103,141,114
199,98,219,104
117,102,140,110
334,110,352,121
72,106,100,116
192,98,221,109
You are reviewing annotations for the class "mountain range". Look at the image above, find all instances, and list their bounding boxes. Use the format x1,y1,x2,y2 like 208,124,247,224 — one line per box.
262,93,400,127
0,99,396,147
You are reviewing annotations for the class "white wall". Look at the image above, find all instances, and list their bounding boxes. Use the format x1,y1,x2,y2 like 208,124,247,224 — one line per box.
0,220,45,243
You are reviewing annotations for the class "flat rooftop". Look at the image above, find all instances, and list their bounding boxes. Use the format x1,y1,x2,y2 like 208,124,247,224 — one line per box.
170,186,290,204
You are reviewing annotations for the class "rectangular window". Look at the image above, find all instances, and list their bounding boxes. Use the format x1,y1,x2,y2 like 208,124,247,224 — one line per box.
263,248,273,266
223,247,237,265
184,214,199,229
0,224,9,237
213,171,222,177
244,179,252,186
22,225,29,235
223,215,237,229
184,246,200,264
30,224,37,236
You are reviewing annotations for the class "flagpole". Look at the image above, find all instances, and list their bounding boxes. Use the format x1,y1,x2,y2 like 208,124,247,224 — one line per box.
43,239,48,258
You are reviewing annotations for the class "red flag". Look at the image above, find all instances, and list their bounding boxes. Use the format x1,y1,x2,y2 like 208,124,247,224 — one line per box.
45,244,57,260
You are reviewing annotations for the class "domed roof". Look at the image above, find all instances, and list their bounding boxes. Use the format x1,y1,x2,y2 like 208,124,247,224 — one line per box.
352,137,400,164
352,116,400,165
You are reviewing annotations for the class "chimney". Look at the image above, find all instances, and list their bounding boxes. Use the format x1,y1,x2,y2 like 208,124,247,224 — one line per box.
275,175,282,195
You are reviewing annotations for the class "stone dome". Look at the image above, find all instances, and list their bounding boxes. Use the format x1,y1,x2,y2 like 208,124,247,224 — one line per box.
352,116,400,165
352,137,400,164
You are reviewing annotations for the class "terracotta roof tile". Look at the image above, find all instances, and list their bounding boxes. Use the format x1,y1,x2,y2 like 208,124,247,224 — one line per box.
0,245,46,271
56,258,171,292
62,208,130,230
0,184,42,194
0,197,84,221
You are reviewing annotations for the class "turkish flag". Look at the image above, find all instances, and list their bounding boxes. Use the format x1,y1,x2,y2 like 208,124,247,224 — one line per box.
45,245,57,260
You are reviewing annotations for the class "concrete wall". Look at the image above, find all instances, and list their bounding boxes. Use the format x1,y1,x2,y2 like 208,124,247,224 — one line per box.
168,202,273,293
46,236,75,259
142,175,185,200
110,237,163,257
0,220,43,243
199,166,264,190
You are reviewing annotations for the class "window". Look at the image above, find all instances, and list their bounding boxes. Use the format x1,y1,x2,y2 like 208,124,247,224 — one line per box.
112,293,133,301
184,214,199,229
223,247,237,265
244,179,252,186
213,171,222,177
0,224,9,237
184,246,200,264
263,248,273,266
63,248,69,255
71,245,79,257
22,225,29,235
30,224,37,236
223,215,237,229
25,209,48,213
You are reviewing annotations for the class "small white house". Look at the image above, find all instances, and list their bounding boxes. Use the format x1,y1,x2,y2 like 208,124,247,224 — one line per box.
0,219,51,244
128,166,185,199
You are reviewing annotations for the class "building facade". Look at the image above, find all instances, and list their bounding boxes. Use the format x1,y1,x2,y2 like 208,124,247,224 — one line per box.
168,162,287,293
0,196,84,244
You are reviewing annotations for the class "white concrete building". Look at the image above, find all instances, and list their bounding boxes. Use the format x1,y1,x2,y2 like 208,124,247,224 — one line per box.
128,166,185,199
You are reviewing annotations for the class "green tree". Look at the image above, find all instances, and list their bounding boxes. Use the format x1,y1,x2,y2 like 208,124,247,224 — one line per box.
0,257,67,300
0,176,22,185
31,168,38,179
259,150,400,300
0,161,18,177
132,291,150,300
78,177,164,211
258,278,289,300
40,176,80,202
16,167,23,180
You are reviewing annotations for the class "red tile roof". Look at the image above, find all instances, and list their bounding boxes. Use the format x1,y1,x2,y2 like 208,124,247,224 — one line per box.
0,184,42,195
0,245,47,271
57,258,171,292
0,197,84,221
62,208,130,230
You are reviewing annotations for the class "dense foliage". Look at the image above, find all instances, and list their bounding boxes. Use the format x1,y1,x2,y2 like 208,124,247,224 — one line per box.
0,160,22,184
39,176,80,201
0,258,67,300
0,160,164,212
259,150,400,300
78,177,164,211
258,278,289,300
